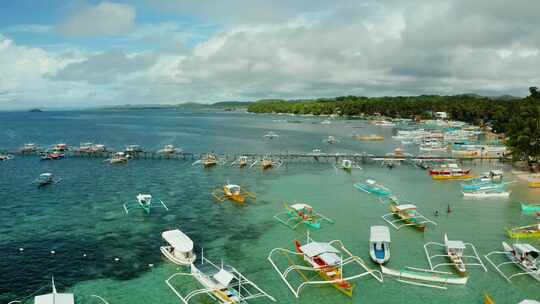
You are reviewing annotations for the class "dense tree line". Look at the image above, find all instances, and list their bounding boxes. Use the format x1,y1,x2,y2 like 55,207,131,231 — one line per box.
247,88,540,167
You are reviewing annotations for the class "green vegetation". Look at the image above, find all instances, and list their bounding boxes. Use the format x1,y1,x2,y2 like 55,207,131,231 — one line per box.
248,88,540,167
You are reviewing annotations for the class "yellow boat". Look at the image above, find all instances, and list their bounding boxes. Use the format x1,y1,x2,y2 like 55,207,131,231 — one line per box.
528,174,540,188
262,158,273,170
507,224,540,239
432,174,475,181
353,134,384,141
484,293,495,304
212,183,256,204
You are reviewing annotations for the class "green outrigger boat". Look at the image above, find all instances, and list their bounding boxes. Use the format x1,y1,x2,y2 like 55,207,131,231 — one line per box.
521,203,540,213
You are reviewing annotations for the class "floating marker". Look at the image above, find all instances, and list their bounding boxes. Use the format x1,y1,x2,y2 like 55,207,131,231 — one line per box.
114,258,119,262
19,248,24,252
50,250,55,254
148,264,154,267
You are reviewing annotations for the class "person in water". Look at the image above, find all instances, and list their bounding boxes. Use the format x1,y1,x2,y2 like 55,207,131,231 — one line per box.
434,210,439,216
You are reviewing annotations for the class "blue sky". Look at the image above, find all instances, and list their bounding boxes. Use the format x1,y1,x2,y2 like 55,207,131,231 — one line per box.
0,0,539,109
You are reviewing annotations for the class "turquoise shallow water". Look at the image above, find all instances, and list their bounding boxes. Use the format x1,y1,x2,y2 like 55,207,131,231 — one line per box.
1,110,539,303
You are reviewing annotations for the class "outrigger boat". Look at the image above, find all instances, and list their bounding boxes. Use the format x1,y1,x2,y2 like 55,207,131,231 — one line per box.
381,196,437,231
53,143,69,152
20,143,38,153
353,134,384,141
324,136,339,144
0,153,14,161
166,252,276,304
273,203,334,230
430,163,474,180
528,174,540,188
462,188,510,198
231,155,248,167
123,193,169,214
212,183,256,204
369,226,391,264
8,276,109,304
161,229,196,266
380,265,468,289
106,152,130,164
125,144,144,153
485,242,540,282
263,131,279,139
34,173,61,187
353,179,392,196
158,144,181,154
267,232,383,298
423,234,487,277
250,156,283,170
508,224,540,239
40,151,65,160
521,203,540,214
193,153,222,168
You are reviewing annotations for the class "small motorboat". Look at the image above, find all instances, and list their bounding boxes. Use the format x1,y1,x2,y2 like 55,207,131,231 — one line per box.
485,242,540,282
158,144,180,154
232,155,249,167
462,188,510,198
20,143,38,153
0,153,14,161
369,226,391,264
264,131,279,139
53,143,69,152
521,203,540,214
125,144,144,153
160,229,196,265
325,136,339,144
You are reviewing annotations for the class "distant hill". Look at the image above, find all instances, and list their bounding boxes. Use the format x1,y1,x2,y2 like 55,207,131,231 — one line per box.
96,101,253,111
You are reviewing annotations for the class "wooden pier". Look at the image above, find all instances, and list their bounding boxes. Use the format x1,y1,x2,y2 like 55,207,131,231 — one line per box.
3,149,508,164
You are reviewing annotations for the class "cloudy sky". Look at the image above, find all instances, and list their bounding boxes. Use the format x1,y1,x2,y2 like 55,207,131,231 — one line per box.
0,0,539,109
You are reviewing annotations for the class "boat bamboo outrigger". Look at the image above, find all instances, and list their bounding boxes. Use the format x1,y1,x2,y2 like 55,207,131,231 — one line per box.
485,242,540,282
249,156,283,170
369,226,391,265
507,224,540,239
263,131,279,139
521,203,540,214
123,193,169,214
165,252,276,304
380,265,468,290
423,234,487,277
8,276,109,304
212,183,256,204
267,232,383,298
161,229,196,266
353,179,392,196
381,196,437,231
34,173,61,187
273,203,334,230
231,156,249,167
192,153,223,168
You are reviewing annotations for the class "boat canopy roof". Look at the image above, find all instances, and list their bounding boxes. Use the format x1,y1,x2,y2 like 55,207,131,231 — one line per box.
514,243,540,255
226,184,240,189
366,179,376,185
395,204,417,211
40,173,52,177
213,268,235,287
291,203,312,210
300,242,340,258
519,300,540,304
370,226,391,243
35,293,75,304
446,240,466,249
490,169,503,175
162,229,194,252
137,193,152,200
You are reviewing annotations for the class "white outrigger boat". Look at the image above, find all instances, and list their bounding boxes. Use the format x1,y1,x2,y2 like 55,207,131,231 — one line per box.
125,144,144,153
34,173,61,187
21,143,38,153
161,229,196,266
158,144,182,154
380,265,468,290
324,136,339,144
267,232,383,298
106,152,130,164
0,153,14,161
369,226,391,264
263,131,279,139
485,242,540,282
123,193,169,214
462,188,510,198
231,155,249,167
8,276,109,304
166,252,276,304
249,156,283,170
424,234,486,277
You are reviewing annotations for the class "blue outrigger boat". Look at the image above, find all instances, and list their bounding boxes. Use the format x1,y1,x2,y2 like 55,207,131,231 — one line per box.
521,203,540,213
354,179,392,196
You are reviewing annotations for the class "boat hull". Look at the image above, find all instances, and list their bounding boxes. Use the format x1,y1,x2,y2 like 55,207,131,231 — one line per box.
160,246,196,266
521,203,540,213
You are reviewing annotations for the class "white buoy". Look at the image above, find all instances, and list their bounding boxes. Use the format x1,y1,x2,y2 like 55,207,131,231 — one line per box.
148,264,154,267
114,257,119,262
50,250,55,254
83,253,87,257
19,248,24,252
